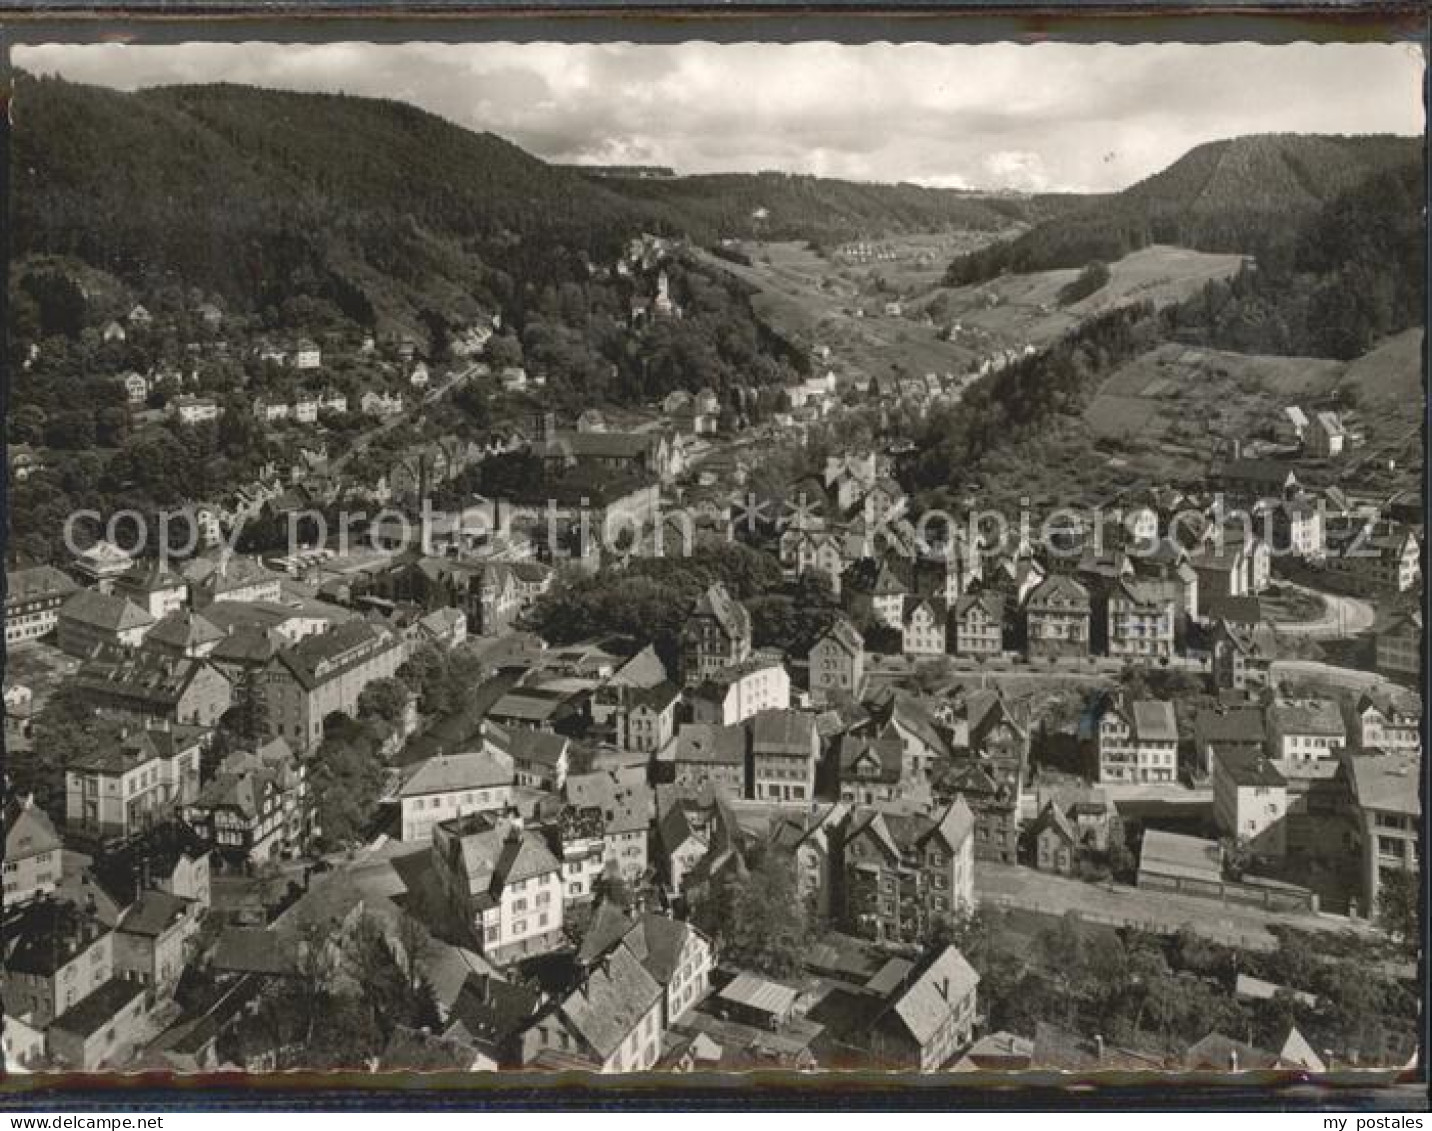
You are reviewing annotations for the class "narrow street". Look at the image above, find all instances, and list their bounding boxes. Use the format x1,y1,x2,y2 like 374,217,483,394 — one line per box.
329,361,481,476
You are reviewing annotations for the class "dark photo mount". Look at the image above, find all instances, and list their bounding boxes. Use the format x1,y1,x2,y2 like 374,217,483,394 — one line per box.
0,0,1426,1112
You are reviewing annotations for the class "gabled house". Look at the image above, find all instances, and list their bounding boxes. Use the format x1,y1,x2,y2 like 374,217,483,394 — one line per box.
749,708,819,802
66,726,206,838
56,590,155,657
1375,608,1421,680
183,740,313,866
901,596,947,657
808,615,866,704
834,732,905,806
3,797,63,905
666,722,748,796
394,749,515,842
1105,578,1176,659
1094,693,1179,784
1356,691,1421,753
576,906,714,1028
432,813,564,965
5,564,80,645
1267,698,1346,773
1306,410,1346,458
679,582,752,683
689,654,791,727
950,592,1003,657
71,652,232,728
485,721,571,792
1209,617,1278,692
1024,574,1091,659
863,945,979,1071
1029,801,1080,875
840,799,975,944
524,942,664,1072
1211,747,1288,858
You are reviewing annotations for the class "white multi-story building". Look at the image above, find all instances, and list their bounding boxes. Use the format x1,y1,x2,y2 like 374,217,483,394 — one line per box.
394,750,514,842
689,654,791,727
1095,695,1179,784
432,813,564,966
1211,747,1288,858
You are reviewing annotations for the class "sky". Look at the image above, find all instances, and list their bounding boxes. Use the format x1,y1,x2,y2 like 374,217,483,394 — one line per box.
14,40,1425,192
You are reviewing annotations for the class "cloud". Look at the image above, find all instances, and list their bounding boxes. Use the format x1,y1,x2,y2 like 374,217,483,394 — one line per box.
983,151,1051,193
13,40,1424,191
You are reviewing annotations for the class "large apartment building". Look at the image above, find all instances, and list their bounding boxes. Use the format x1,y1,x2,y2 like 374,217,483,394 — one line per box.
261,620,406,750
841,798,975,945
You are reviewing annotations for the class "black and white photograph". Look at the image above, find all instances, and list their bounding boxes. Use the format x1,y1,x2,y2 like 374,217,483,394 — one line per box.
1,23,1425,1092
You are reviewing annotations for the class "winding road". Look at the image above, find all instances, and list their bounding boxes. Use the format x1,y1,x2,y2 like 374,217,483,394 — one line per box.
1271,581,1377,640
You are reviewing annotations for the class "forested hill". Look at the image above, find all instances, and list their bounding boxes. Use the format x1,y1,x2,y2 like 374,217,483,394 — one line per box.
13,73,1057,327
589,170,1079,245
944,133,1422,285
12,74,669,326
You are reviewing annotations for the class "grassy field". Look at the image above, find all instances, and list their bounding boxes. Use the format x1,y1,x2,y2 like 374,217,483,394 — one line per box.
1336,327,1423,409
697,239,1249,390
916,244,1246,352
1082,333,1422,485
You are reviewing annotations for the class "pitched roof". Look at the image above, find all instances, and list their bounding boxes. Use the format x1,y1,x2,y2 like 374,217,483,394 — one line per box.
1130,699,1179,743
607,644,669,690
447,972,544,1050
114,559,187,594
73,653,225,710
689,582,751,641
59,589,155,633
750,709,817,757
1215,748,1287,789
486,721,570,768
274,620,394,691
884,945,980,1046
1194,706,1267,746
717,971,799,1016
50,978,145,1041
625,912,697,986
953,592,1004,621
145,610,224,651
836,733,904,785
1269,699,1345,738
443,814,562,897
812,614,864,657
1345,752,1420,817
211,927,301,975
117,890,192,938
1027,573,1090,607
1205,594,1264,626
5,564,79,606
575,901,637,967
399,751,514,798
1139,829,1222,884
209,625,285,666
671,722,748,766
557,942,663,1060
1218,459,1299,486
1030,800,1079,847
4,798,62,860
